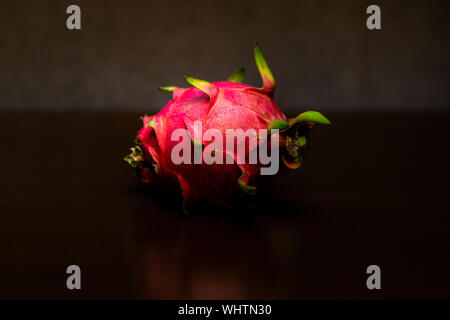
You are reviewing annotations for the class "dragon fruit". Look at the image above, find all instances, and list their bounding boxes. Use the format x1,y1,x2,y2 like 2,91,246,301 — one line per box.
125,43,330,209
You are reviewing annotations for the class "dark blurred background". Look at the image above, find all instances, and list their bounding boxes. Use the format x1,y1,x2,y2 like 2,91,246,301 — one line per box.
0,0,449,112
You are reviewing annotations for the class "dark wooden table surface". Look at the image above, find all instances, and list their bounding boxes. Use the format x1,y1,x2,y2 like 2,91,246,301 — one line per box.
1,112,449,299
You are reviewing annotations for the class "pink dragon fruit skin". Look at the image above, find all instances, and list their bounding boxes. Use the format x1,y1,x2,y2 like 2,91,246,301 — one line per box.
125,43,330,208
